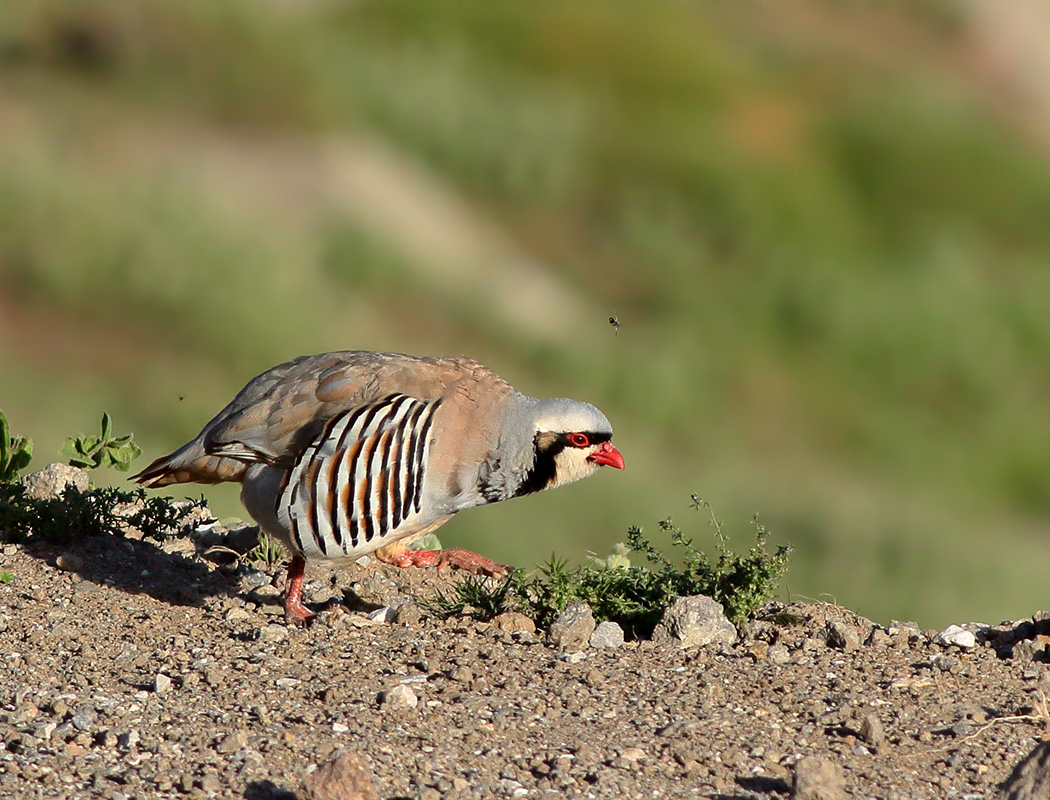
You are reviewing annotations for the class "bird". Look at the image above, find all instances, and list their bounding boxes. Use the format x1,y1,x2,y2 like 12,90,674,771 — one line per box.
133,350,625,624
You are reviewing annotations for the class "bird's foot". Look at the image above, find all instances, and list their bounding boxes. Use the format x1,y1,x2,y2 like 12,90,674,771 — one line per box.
381,547,509,578
284,598,317,627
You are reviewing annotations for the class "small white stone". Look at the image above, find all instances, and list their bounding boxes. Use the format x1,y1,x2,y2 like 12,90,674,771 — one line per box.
275,677,301,688
331,722,349,733
152,673,171,694
557,651,588,664
367,607,396,623
934,625,976,649
380,684,418,709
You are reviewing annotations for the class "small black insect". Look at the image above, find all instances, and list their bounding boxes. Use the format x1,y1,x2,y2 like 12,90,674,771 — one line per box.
608,315,621,335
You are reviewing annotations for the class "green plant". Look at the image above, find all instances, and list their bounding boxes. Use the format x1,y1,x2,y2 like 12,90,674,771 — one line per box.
245,531,286,569
0,572,13,585
516,494,791,637
60,412,142,472
419,495,791,638
0,482,205,546
420,570,523,622
0,410,33,481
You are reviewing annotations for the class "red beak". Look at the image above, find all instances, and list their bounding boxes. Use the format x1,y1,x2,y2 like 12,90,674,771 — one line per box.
588,441,625,470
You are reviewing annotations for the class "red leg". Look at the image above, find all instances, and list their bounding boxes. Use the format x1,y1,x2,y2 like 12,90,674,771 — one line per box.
379,547,508,578
284,555,317,625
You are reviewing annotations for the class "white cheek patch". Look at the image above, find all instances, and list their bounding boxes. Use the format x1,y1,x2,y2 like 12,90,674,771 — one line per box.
550,448,600,489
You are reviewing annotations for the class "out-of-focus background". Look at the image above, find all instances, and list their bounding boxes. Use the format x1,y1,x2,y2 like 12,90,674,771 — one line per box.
2,0,1049,628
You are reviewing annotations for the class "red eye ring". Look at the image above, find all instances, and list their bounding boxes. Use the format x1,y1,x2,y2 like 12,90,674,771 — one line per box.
568,433,590,448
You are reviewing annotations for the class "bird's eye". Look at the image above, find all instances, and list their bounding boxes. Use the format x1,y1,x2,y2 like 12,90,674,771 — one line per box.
568,433,590,448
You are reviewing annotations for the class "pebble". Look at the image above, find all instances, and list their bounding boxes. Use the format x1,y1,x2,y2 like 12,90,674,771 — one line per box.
557,651,588,664
652,595,737,648
394,604,423,625
70,713,94,731
858,714,885,748
825,620,860,651
549,603,596,652
300,751,378,800
589,621,625,650
217,730,249,753
152,673,172,694
55,554,83,573
367,607,396,623
793,756,846,800
493,612,536,635
259,623,288,642
224,607,252,622
934,625,976,649
866,627,892,648
768,644,791,665
21,463,89,500
379,685,418,709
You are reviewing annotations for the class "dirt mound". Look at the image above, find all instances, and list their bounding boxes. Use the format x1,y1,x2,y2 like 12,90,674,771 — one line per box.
2,530,1048,799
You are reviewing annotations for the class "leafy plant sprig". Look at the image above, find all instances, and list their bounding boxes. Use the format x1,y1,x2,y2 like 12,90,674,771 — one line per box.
0,410,33,482
60,411,142,472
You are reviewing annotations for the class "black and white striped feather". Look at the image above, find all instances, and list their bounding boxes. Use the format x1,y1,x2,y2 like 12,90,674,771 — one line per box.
276,393,444,560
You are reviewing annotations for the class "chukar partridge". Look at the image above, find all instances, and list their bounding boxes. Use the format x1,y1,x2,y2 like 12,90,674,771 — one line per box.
134,351,625,623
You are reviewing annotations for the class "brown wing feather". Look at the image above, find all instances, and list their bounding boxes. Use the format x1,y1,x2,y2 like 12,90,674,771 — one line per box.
132,351,515,489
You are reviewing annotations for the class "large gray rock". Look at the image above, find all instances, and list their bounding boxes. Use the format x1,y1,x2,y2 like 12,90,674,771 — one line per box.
652,595,737,648
549,602,595,652
21,463,89,501
999,740,1050,800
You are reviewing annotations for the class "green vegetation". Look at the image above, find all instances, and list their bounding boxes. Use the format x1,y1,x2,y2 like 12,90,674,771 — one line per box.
0,412,199,547
0,572,13,585
426,496,790,637
0,483,205,546
0,411,34,482
244,531,285,570
1,0,1049,625
60,412,142,472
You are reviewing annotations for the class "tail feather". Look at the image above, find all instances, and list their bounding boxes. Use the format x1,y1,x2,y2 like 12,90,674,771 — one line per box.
132,442,247,487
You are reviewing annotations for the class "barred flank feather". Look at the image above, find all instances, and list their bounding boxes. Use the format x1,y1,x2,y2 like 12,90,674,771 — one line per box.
278,394,443,560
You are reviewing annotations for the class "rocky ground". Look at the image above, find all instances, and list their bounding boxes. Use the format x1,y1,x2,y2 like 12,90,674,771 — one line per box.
2,483,1050,799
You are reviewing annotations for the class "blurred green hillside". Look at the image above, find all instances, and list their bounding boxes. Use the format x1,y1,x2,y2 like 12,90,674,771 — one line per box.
2,0,1049,627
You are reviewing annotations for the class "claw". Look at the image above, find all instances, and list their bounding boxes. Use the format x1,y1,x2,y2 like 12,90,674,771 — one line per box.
380,547,509,578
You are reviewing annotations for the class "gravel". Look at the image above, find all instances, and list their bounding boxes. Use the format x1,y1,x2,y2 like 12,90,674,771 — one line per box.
2,529,1050,799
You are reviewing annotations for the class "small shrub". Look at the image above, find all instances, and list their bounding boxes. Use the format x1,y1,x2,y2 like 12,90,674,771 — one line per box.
60,411,142,472
0,410,33,481
0,482,205,546
420,495,791,639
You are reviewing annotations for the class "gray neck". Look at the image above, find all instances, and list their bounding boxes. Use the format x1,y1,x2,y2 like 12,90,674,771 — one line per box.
476,395,548,503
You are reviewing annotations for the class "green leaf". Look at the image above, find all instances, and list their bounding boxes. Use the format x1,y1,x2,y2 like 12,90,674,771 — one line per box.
0,411,10,465
100,411,113,442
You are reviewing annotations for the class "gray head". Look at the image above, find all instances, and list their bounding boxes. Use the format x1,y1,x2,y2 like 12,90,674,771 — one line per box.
512,397,625,497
